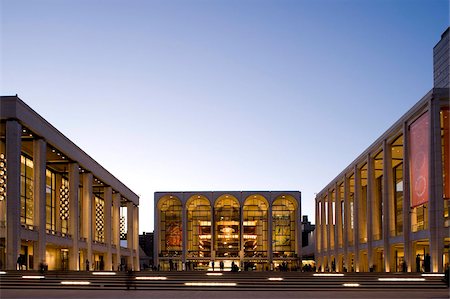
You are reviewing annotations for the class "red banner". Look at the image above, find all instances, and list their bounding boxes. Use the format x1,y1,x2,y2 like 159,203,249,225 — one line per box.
409,111,430,208
443,108,450,200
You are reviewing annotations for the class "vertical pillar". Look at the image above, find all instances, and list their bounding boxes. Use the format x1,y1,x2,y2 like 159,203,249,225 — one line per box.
383,140,393,272
353,165,360,271
68,163,79,270
154,195,159,269
33,139,46,270
268,200,273,266
296,194,302,269
321,194,326,271
367,154,374,271
104,186,112,271
126,201,134,270
182,197,187,267
134,204,139,271
113,193,121,270
82,172,93,269
327,190,332,270
429,100,444,272
343,176,350,271
335,184,341,272
314,198,320,262
6,120,21,270
403,121,412,272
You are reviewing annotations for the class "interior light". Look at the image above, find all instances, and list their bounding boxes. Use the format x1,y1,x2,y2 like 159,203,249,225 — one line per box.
206,273,223,276
0,271,6,274
92,272,116,275
421,273,444,277
61,281,91,285
22,275,45,279
135,276,167,280
268,278,283,281
378,278,425,281
185,282,237,286
313,273,344,277
343,283,360,287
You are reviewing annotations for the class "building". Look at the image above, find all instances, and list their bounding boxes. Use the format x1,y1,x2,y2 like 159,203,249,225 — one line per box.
154,191,302,271
301,215,315,262
139,232,154,270
0,96,140,271
315,28,449,273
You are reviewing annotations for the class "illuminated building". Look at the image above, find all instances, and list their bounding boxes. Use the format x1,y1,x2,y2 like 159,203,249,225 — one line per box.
315,28,449,273
0,96,140,271
154,191,301,271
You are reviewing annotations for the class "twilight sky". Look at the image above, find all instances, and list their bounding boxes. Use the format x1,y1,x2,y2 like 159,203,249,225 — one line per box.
1,0,448,233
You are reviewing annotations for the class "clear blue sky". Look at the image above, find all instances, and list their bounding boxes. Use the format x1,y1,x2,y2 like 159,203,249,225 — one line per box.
1,0,448,233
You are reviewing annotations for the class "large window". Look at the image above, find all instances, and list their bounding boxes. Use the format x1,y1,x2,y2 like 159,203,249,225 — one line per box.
187,196,211,258
348,174,355,246
243,195,268,258
94,196,105,242
45,169,56,232
214,195,240,258
272,195,297,258
374,151,383,241
391,135,403,236
20,154,34,226
359,163,368,243
159,196,182,255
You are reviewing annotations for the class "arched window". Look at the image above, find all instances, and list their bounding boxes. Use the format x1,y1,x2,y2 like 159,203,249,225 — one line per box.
214,195,240,258
243,195,268,257
187,195,211,258
272,195,297,258
158,196,182,255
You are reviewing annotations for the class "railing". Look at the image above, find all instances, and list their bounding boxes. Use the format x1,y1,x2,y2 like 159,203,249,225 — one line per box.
244,251,268,258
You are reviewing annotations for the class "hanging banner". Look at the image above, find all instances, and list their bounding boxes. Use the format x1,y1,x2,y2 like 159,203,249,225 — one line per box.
443,108,450,200
409,111,430,208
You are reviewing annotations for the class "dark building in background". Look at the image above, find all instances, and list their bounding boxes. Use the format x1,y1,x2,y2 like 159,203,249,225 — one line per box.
301,215,315,262
434,27,449,88
139,232,154,270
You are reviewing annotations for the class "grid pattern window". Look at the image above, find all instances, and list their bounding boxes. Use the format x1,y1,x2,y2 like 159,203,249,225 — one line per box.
339,183,344,247
349,174,355,246
159,196,182,255
94,196,105,243
186,196,211,258
60,178,69,235
45,169,56,232
214,195,240,258
20,154,34,226
272,196,297,258
243,195,268,258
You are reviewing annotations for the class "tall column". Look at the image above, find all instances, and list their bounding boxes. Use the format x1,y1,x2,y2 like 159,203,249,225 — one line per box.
268,201,273,266
367,154,374,271
353,165,360,272
5,120,21,270
33,139,46,270
403,121,412,272
134,205,139,271
327,190,332,270
182,199,187,267
113,193,121,270
296,194,302,268
321,195,326,271
343,176,350,271
82,172,93,269
314,198,320,262
126,201,134,270
104,187,112,271
429,100,444,272
68,163,79,270
335,184,341,272
383,140,393,272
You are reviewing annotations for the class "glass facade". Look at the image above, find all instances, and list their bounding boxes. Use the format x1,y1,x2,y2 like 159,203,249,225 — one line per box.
215,195,240,258
272,196,297,258
45,169,56,232
20,154,34,227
